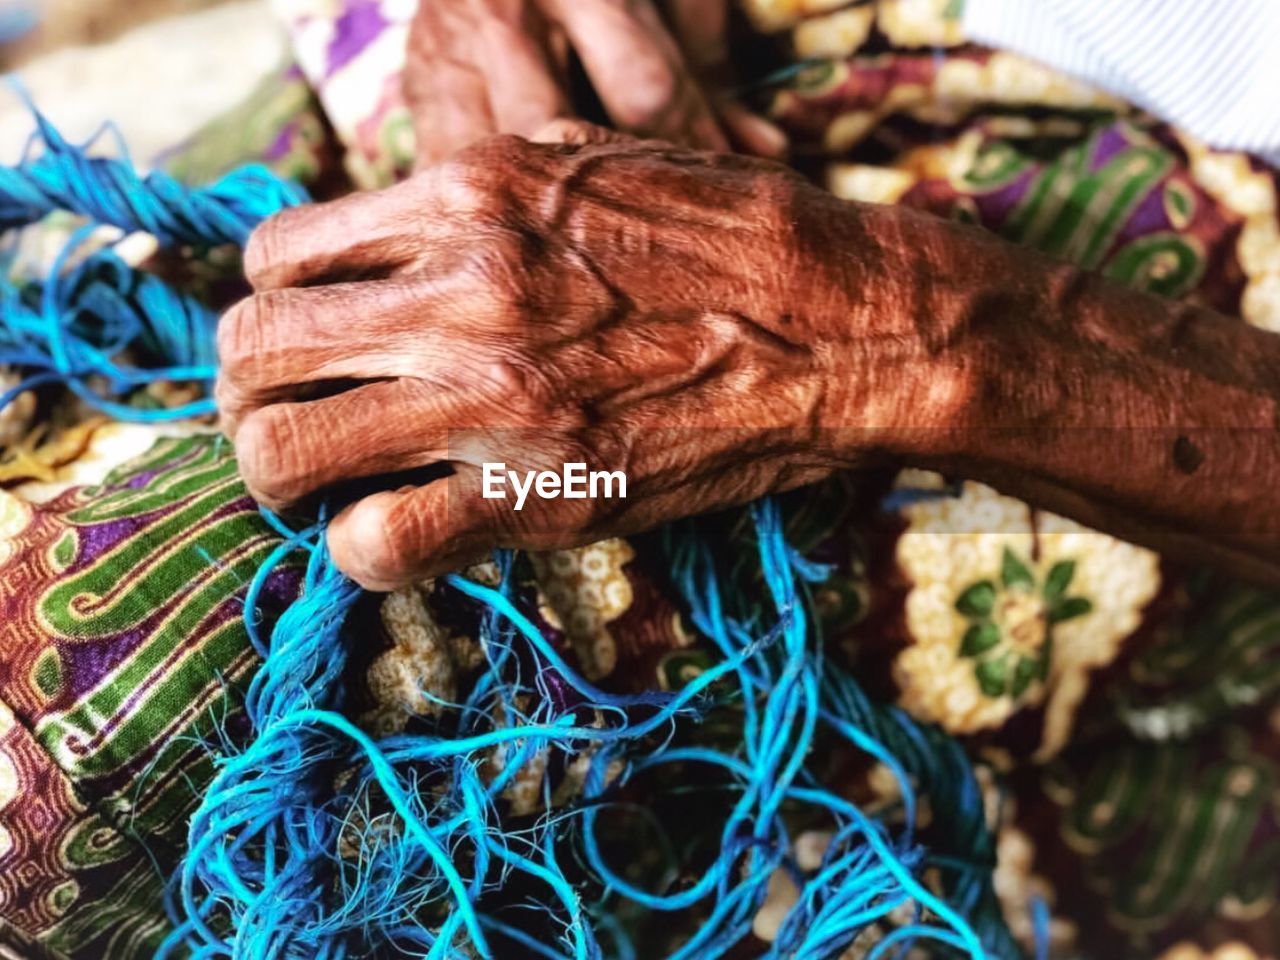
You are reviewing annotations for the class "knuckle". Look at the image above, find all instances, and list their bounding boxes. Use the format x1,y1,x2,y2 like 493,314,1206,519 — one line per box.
218,290,293,376
474,488,516,541
465,133,528,166
243,213,290,288
219,289,298,377
465,233,519,280
435,152,501,213
532,118,588,145
235,407,302,506
216,298,256,375
213,378,248,437
434,158,481,210
462,234,527,317
439,135,538,210
478,353,555,420
343,498,415,586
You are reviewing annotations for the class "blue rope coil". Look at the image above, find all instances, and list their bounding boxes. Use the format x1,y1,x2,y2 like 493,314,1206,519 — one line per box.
0,107,1026,959
0,106,306,245
0,226,223,419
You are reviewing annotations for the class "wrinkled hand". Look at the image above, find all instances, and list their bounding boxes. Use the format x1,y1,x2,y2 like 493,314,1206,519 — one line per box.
405,0,786,166
216,129,941,590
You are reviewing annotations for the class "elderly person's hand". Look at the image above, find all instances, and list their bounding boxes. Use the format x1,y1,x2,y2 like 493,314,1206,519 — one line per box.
215,129,966,588
218,128,1280,591
404,0,786,165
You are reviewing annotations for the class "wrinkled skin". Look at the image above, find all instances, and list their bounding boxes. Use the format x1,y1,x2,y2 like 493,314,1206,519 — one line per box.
404,0,787,166
217,130,962,589
220,124,1280,590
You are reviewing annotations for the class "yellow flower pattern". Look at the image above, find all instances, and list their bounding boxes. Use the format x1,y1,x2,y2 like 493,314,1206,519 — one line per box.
892,470,1161,756
530,539,638,682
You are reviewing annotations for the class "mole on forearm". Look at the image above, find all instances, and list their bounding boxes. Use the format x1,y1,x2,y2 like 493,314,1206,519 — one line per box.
1172,435,1205,475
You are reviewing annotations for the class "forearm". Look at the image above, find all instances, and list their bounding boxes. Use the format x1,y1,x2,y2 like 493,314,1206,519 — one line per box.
830,201,1280,584
224,130,1280,588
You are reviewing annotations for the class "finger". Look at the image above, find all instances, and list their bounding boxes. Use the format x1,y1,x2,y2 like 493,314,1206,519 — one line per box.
664,0,788,160
216,267,505,427
233,379,458,511
244,183,438,292
665,0,729,71
404,5,499,168
716,100,789,159
530,118,637,146
475,4,571,138
328,472,504,590
407,1,570,167
543,0,728,150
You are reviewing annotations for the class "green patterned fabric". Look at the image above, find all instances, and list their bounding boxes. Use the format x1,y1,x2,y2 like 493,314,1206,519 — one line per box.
0,436,299,958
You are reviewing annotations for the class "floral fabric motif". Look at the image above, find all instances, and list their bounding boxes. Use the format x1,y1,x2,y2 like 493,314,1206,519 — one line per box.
272,0,417,188
890,471,1161,752
954,545,1091,700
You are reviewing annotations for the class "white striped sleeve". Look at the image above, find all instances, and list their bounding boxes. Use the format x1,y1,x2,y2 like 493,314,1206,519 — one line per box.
961,0,1280,165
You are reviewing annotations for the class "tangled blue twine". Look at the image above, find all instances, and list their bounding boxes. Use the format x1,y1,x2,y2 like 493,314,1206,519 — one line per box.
0,108,1031,959
0,225,225,419
0,97,305,246
0,104,305,421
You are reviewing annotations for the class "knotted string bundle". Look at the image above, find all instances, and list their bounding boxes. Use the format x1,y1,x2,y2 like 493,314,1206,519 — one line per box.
0,226,221,419
0,105,303,422
0,109,303,246
0,109,1026,959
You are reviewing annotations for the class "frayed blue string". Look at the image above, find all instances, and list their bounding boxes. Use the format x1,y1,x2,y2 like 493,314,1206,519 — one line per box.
1032,894,1051,960
0,225,223,419
0,86,306,245
0,107,1028,959
0,104,305,420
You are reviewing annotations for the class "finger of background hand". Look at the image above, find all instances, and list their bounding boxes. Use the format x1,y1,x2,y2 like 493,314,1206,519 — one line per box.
476,5,571,137
716,99,788,159
244,184,440,292
663,0,789,159
530,118,636,146
666,0,729,70
328,471,504,590
233,379,459,511
406,66,496,170
404,5,499,167
544,0,727,150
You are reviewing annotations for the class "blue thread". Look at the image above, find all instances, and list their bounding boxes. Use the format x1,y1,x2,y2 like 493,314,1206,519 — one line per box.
0,89,306,245
0,108,1029,959
1032,894,1051,960
0,100,304,421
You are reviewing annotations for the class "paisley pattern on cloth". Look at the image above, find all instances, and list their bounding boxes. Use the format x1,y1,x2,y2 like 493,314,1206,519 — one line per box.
1018,573,1280,957
752,3,1280,954
0,436,302,957
0,430,699,957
